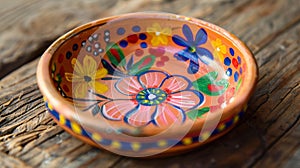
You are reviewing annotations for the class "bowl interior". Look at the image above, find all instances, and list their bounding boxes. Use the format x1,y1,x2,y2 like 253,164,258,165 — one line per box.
48,14,252,133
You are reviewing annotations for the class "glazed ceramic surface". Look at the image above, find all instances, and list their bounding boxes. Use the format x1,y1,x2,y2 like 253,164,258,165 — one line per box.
37,13,258,157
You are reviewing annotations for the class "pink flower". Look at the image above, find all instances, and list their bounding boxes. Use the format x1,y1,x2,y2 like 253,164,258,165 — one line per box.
101,70,205,127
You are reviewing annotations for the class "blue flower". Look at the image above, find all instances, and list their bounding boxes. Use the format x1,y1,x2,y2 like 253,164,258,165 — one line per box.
172,24,213,74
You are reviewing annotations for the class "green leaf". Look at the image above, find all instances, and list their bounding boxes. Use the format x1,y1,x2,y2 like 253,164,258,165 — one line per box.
106,42,126,67
235,78,242,93
193,71,229,96
129,55,156,75
187,107,210,120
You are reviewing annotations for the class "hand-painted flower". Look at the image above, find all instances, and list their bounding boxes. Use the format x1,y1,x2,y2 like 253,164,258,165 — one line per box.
147,23,172,46
211,38,227,62
65,55,108,98
172,24,213,74
101,70,205,127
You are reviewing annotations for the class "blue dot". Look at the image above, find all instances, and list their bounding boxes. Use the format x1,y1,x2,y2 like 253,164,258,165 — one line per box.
72,44,78,51
224,57,231,66
237,56,241,64
226,68,232,76
239,67,243,74
119,40,128,48
234,72,239,82
140,42,148,48
66,51,72,59
132,25,141,32
229,48,234,56
117,27,125,35
139,33,147,40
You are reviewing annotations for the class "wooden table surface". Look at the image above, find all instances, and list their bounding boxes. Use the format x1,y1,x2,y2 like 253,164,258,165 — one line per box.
0,0,299,167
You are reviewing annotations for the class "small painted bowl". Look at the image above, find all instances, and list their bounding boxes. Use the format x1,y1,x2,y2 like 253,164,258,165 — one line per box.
37,12,258,157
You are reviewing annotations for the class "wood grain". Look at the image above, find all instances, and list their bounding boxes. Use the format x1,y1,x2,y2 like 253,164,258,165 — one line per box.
0,0,299,167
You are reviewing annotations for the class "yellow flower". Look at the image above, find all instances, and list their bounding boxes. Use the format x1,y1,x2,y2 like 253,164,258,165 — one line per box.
147,23,172,46
211,38,227,62
65,55,108,98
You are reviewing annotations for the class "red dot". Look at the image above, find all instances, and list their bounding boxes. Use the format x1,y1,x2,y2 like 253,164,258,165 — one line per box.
156,61,165,67
127,34,138,43
232,58,239,69
161,56,169,61
63,85,70,92
135,49,144,57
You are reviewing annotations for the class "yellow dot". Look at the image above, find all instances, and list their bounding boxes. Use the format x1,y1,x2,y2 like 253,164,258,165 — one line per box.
156,90,160,94
157,140,167,147
142,99,149,103
218,124,226,131
111,141,121,149
71,122,82,134
201,132,211,141
59,115,66,125
92,133,102,142
158,97,163,100
182,137,192,145
48,102,54,111
43,97,47,101
161,94,166,97
71,58,77,65
233,116,239,123
131,142,141,151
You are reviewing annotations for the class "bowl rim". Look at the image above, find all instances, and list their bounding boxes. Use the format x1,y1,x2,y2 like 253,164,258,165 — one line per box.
37,12,258,136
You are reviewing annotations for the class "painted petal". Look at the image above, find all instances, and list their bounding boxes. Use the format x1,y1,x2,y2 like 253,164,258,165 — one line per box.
138,71,168,89
65,73,84,82
115,76,142,96
182,24,194,43
88,81,108,94
124,104,156,127
101,100,136,121
160,75,192,93
174,50,190,62
73,83,88,98
196,47,214,65
72,58,85,76
159,35,168,45
188,59,199,74
94,68,108,79
83,55,98,75
152,103,185,127
220,45,227,54
172,35,190,47
195,28,208,45
167,90,204,111
151,37,160,47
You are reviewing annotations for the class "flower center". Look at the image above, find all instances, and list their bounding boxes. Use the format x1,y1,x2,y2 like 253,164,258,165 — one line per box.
84,75,92,82
136,88,167,106
188,46,196,53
